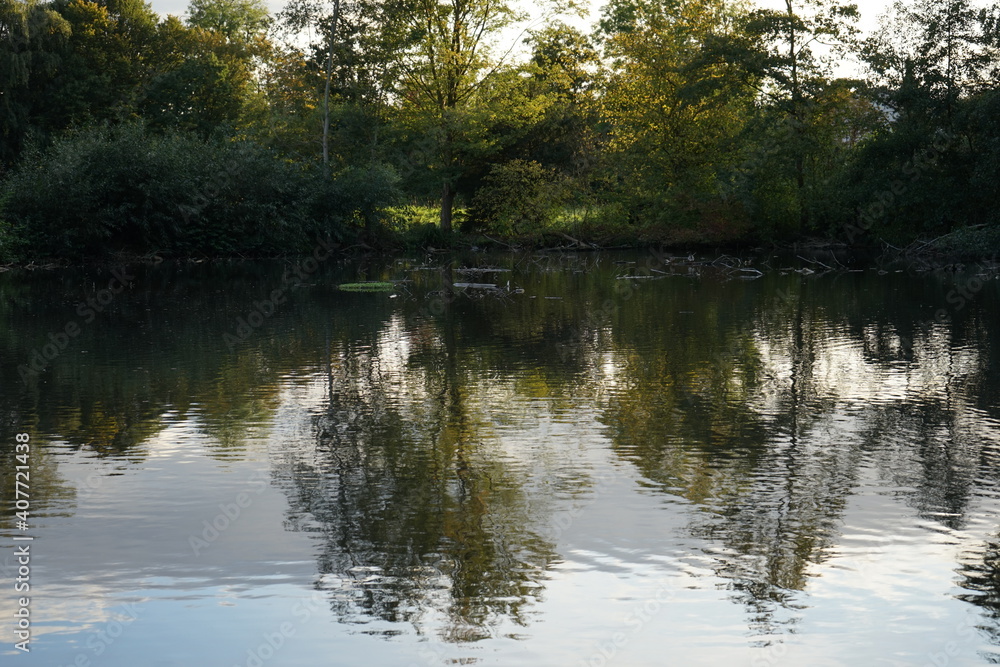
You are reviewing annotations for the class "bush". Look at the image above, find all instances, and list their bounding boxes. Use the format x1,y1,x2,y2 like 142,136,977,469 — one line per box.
400,222,454,250
0,123,400,260
333,164,402,238
463,160,570,236
0,200,14,262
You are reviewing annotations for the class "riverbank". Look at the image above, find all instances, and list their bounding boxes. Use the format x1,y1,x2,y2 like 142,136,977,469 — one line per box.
2,204,996,270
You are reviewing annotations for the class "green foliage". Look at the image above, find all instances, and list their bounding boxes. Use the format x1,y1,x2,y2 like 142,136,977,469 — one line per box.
527,22,597,100
43,0,160,125
0,0,269,168
965,89,1000,228
0,0,70,166
186,0,270,41
831,87,999,243
465,160,570,235
495,23,599,176
0,189,12,259
0,123,398,260
389,0,526,230
862,0,998,118
398,222,455,249
830,1,1000,243
142,53,245,137
741,0,861,231
333,163,403,236
1,0,998,258
929,225,1000,259
597,0,757,227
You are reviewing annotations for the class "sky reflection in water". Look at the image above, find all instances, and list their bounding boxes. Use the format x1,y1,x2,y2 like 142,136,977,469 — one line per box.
1,252,1000,665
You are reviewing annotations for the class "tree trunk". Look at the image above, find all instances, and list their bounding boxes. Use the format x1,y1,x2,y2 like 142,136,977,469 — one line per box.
321,0,341,177
796,154,807,230
440,180,455,233
786,0,807,231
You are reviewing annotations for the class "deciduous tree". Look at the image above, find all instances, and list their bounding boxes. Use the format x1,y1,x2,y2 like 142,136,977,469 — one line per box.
393,0,523,231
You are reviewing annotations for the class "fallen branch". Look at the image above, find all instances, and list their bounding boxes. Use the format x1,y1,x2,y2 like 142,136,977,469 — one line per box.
797,255,832,270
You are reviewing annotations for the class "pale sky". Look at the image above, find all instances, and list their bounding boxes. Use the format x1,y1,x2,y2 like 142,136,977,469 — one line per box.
143,0,943,78
147,0,928,81
146,0,899,80
148,0,899,37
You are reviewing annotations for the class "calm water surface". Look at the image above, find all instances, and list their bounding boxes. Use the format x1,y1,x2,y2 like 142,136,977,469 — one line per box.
2,251,1000,666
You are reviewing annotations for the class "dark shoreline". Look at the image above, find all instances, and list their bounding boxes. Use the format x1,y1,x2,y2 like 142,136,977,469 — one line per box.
2,230,995,274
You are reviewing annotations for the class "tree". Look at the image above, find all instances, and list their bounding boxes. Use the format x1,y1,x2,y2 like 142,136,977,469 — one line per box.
279,0,410,174
597,0,758,225
141,48,251,136
186,0,269,42
742,0,860,229
0,0,159,152
256,44,321,157
140,0,272,137
834,0,1000,241
514,22,600,175
862,0,999,120
49,0,161,123
394,0,522,231
0,0,70,167
278,0,340,172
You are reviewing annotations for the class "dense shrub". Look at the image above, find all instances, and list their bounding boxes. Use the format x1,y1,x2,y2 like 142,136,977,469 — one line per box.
964,90,1000,229
0,124,400,260
463,160,570,236
334,164,402,236
827,89,1000,244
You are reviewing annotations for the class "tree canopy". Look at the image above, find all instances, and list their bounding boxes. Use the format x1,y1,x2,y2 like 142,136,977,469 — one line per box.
0,0,998,258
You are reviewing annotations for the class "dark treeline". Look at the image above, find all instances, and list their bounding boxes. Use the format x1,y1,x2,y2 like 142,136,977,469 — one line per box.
0,0,998,259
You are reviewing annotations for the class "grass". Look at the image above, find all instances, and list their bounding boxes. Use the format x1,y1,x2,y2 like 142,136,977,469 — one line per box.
373,200,755,252
470,201,754,249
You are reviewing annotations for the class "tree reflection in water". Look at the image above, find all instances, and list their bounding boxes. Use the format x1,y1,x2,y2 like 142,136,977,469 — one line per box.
590,269,1000,639
276,320,557,642
5,255,1000,654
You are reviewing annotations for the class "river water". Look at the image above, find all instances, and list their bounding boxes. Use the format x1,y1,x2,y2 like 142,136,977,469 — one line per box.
2,250,1000,666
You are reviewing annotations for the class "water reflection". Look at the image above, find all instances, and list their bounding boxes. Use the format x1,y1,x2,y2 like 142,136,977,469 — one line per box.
2,254,1000,663
272,320,558,642
595,267,1000,636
